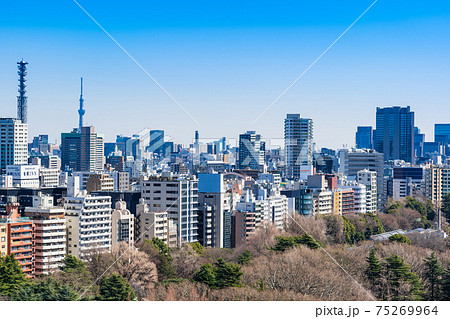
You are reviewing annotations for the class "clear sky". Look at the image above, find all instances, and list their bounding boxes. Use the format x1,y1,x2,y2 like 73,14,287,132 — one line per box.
1,0,450,149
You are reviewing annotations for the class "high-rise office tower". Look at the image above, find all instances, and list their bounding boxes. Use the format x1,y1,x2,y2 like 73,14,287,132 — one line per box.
435,124,450,145
375,106,415,164
284,114,313,179
0,118,28,173
148,130,165,156
60,129,81,171
61,126,103,172
414,127,425,157
355,126,373,149
238,131,264,170
80,126,104,172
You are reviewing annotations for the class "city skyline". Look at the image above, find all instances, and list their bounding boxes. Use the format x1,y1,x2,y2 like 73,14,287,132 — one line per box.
1,1,450,148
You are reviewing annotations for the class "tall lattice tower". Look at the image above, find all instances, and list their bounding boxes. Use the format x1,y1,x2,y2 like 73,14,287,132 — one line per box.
78,77,85,132
17,60,28,124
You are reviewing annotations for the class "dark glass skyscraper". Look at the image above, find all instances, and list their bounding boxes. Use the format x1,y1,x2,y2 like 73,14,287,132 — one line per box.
414,127,425,157
435,124,450,144
355,126,373,149
238,131,264,170
148,130,165,155
375,106,414,164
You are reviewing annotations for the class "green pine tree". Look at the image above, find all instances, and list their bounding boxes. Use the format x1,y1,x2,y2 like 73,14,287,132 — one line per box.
441,265,450,301
384,254,423,300
0,254,27,297
214,258,243,289
366,248,381,287
60,255,86,272
272,236,295,252
442,193,450,223
98,274,136,301
237,249,252,265
423,252,444,300
193,263,216,287
150,238,176,280
295,233,322,249
342,216,357,244
388,234,411,245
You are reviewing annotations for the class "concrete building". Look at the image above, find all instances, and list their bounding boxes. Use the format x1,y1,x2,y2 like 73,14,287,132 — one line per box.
198,173,231,248
424,166,450,204
338,148,384,209
312,189,333,215
39,168,59,188
141,175,199,245
6,165,40,188
111,200,134,250
231,210,256,248
0,118,28,173
0,203,34,277
135,199,177,247
86,173,114,193
65,176,112,259
392,167,424,200
284,114,313,180
106,171,130,192
23,196,66,275
0,222,7,257
0,175,13,188
357,169,378,213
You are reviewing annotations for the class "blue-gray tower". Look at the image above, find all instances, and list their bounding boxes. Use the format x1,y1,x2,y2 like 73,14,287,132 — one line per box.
17,60,28,124
78,77,85,132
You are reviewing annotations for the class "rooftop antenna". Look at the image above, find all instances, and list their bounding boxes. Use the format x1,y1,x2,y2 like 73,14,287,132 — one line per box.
78,77,85,132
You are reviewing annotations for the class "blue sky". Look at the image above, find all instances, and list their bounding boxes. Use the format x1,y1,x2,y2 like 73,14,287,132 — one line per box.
1,0,450,149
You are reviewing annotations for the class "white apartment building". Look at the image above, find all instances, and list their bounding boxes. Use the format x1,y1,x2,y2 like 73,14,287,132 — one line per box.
357,169,378,214
23,196,66,275
344,184,367,214
267,194,289,228
40,168,59,187
111,200,134,250
312,189,333,215
0,118,28,173
64,177,112,259
141,175,199,245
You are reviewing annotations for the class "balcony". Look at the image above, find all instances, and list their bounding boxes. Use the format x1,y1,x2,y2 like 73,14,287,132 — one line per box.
34,224,66,231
